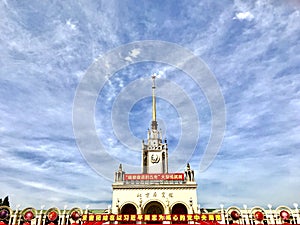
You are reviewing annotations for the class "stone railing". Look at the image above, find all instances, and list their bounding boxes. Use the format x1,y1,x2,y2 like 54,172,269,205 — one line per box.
218,204,300,224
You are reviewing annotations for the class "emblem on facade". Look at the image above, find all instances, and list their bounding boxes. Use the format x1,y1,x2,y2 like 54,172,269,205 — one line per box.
151,154,160,163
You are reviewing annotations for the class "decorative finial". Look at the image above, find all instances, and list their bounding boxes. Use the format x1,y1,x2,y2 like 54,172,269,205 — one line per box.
152,73,156,80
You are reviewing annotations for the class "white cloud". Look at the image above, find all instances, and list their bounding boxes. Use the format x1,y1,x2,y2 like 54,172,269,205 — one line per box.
234,11,254,21
66,19,77,30
129,48,141,58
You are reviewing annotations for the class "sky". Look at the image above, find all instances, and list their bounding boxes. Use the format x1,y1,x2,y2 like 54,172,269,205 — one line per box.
0,0,300,211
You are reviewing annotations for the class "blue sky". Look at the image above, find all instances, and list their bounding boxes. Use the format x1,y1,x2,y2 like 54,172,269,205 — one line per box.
0,0,300,210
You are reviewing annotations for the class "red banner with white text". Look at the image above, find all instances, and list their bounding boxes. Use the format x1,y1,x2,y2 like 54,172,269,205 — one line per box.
82,214,222,222
124,173,185,181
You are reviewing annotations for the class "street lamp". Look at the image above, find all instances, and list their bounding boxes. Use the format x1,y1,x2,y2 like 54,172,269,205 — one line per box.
12,204,21,225
38,205,45,225
293,203,299,224
61,205,68,225
220,204,226,224
85,205,89,214
243,205,248,225
220,204,224,211
267,204,274,224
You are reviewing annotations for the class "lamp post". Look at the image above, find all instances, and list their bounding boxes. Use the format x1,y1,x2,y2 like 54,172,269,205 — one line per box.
38,205,44,225
12,204,20,225
293,203,298,210
220,204,226,224
293,203,299,224
85,205,89,215
267,204,274,224
61,205,67,225
243,204,248,225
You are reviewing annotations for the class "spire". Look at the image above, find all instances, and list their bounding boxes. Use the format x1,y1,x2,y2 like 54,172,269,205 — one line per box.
151,74,158,130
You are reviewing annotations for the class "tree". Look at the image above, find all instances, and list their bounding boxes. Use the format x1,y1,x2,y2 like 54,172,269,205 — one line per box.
0,196,10,207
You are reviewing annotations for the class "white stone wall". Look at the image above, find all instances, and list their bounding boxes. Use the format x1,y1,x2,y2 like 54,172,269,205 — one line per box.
112,185,198,214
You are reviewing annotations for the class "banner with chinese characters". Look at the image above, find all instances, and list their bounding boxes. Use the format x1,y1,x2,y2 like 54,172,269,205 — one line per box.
124,173,185,181
82,214,222,222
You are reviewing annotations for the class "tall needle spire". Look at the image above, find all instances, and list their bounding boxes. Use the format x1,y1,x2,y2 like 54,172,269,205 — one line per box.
151,74,157,130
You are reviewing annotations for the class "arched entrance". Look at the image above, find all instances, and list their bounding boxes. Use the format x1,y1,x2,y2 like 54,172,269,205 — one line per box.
144,201,164,214
171,203,188,224
120,203,137,224
171,203,188,214
143,201,164,224
121,203,137,214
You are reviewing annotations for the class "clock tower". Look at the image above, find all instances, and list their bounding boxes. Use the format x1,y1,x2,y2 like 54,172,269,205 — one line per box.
141,75,168,174
112,74,197,216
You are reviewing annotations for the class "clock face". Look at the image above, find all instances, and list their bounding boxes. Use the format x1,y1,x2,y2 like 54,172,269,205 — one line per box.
151,154,160,163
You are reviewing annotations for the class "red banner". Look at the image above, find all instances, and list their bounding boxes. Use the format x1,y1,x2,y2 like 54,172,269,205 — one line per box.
124,173,185,181
82,214,222,222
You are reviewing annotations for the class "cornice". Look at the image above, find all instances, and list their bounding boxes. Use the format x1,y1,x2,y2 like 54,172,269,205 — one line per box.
112,183,197,190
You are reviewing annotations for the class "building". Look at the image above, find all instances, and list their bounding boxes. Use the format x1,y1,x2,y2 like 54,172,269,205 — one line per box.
111,75,198,217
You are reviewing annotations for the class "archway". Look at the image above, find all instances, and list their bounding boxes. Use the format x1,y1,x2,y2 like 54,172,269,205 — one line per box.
143,201,164,224
120,204,137,224
171,203,188,224
171,203,188,214
144,201,164,214
121,203,137,214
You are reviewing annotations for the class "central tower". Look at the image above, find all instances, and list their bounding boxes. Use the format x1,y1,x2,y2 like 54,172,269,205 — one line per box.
141,75,168,174
112,74,197,217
